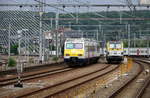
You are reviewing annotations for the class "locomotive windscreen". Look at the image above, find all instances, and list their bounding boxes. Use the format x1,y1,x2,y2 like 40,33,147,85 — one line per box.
109,41,122,49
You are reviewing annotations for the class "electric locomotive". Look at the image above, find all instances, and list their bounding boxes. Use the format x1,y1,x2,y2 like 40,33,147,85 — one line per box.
64,38,100,66
106,41,124,63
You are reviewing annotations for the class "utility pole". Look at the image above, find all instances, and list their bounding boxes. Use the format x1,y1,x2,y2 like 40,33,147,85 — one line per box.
101,29,105,55
8,23,11,58
55,11,59,57
128,24,130,56
98,24,101,39
38,0,44,63
97,29,99,41
147,35,149,58
134,33,136,47
119,9,122,24
69,22,71,29
51,18,53,29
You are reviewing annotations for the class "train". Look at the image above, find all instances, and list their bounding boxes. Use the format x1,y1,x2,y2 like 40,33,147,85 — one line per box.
105,41,124,63
124,48,150,56
64,38,100,66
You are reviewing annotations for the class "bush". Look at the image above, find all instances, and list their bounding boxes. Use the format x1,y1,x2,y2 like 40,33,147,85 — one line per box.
10,44,18,55
52,56,59,62
29,58,34,63
8,57,17,67
0,45,2,49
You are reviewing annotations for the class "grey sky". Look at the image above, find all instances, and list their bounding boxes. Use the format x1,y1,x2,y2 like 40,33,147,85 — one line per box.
0,0,146,13
0,0,127,4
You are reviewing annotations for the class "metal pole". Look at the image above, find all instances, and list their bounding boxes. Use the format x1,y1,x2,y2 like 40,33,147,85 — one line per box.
25,30,27,62
38,0,44,63
134,33,135,47
128,24,130,56
51,18,53,29
97,29,99,41
43,34,45,62
39,12,43,63
102,29,104,55
55,11,59,57
8,23,11,57
69,22,71,29
119,8,122,24
147,36,149,58
96,29,99,53
148,36,150,57
99,24,101,39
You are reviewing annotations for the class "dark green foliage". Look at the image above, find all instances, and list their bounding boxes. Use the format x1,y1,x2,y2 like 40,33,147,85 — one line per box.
10,44,18,55
8,57,17,67
49,45,56,51
0,45,2,49
52,56,59,62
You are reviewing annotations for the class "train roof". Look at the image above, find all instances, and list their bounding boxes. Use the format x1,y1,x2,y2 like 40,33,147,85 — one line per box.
65,38,97,42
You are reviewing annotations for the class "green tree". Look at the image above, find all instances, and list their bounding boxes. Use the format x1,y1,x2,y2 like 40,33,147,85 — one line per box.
0,45,2,49
49,45,56,51
52,56,59,63
10,44,18,55
8,57,17,67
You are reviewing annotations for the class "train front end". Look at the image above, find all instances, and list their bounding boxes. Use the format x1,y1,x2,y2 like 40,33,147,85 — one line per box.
64,38,85,66
106,41,124,63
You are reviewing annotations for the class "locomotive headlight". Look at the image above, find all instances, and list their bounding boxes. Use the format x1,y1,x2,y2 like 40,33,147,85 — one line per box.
121,52,124,55
66,54,70,56
78,54,83,56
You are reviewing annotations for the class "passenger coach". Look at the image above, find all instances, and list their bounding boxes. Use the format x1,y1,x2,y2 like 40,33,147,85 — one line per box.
64,38,100,66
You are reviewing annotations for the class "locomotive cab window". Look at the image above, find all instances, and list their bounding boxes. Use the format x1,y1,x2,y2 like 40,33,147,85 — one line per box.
110,44,115,48
109,43,122,49
116,44,122,49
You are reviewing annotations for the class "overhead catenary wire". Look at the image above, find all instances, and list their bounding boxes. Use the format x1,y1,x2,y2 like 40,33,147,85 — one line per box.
34,0,76,18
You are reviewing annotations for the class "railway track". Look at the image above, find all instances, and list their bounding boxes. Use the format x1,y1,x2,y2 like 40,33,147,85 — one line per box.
0,65,71,86
12,64,119,98
0,62,64,75
135,60,150,98
108,59,150,98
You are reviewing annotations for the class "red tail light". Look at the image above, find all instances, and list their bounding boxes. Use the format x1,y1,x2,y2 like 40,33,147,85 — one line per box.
66,54,70,56
78,54,83,56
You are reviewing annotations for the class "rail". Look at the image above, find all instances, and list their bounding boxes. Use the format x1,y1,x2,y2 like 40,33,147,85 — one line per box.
135,60,150,98
109,60,144,98
16,64,119,98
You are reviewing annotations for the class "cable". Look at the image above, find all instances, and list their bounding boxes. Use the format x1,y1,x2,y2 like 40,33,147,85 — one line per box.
34,0,76,18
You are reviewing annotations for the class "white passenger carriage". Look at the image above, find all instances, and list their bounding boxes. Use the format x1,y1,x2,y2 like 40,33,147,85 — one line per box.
64,38,100,66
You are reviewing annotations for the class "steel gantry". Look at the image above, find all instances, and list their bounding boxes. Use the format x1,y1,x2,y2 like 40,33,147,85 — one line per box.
0,3,150,7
